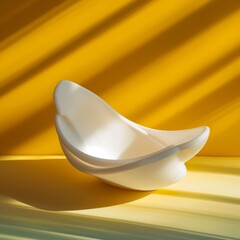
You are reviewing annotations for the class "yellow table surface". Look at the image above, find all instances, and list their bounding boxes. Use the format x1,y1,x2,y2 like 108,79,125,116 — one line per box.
0,156,239,239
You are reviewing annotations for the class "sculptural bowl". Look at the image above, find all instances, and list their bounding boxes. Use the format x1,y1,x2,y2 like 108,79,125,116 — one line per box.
54,80,210,191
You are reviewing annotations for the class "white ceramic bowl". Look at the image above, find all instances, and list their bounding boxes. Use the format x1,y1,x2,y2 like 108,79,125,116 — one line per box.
54,80,210,190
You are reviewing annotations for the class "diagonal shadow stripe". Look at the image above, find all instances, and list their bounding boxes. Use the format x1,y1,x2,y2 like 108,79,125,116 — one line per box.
213,113,240,139
0,0,152,97
0,0,79,52
82,0,240,94
129,45,240,120
154,75,240,129
0,104,55,154
0,0,71,42
0,0,35,25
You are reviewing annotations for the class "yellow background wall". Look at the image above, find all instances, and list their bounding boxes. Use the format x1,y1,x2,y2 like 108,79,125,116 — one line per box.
0,0,239,156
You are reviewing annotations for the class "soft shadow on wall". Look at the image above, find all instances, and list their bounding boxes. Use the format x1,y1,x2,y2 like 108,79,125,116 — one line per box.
0,0,239,156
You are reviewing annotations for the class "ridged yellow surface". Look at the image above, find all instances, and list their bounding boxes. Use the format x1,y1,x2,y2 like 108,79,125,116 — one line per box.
0,1,240,239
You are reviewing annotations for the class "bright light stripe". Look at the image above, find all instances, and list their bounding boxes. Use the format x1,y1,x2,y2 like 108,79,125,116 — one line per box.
166,171,240,199
0,155,65,161
130,193,240,219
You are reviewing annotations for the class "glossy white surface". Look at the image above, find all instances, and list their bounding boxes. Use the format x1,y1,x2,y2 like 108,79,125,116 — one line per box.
54,80,210,190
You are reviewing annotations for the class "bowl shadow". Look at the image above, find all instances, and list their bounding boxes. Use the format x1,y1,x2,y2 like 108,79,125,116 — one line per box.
0,158,151,211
